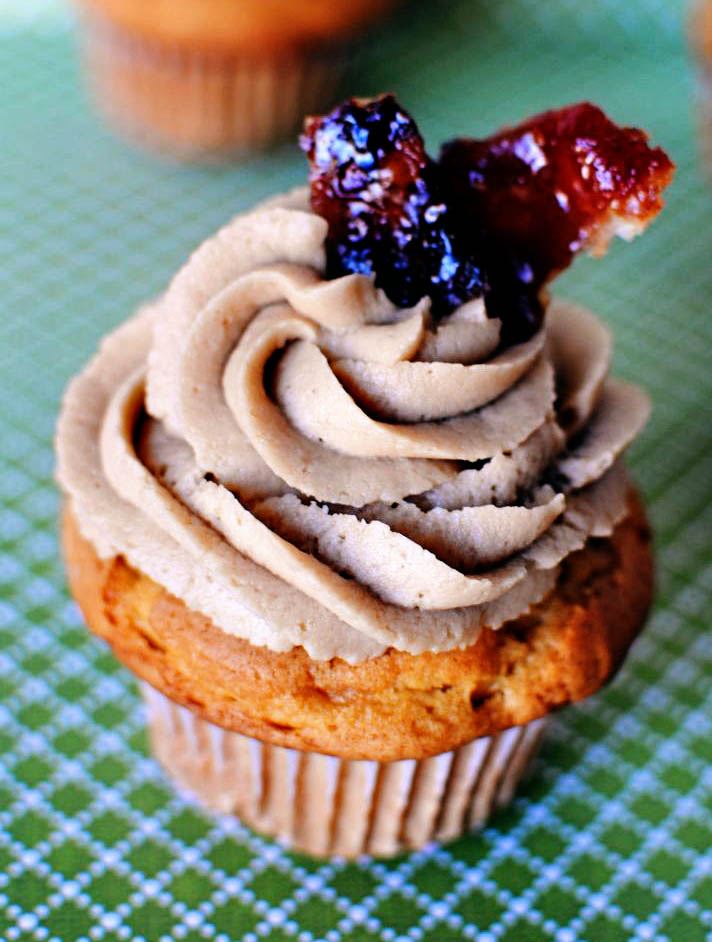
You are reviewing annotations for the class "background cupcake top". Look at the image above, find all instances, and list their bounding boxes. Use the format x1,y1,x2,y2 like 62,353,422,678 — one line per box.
75,0,401,52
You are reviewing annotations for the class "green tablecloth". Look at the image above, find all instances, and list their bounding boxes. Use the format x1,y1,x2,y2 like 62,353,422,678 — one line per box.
2,1,711,939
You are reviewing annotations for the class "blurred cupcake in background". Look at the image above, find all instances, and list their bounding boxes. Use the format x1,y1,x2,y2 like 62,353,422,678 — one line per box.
74,0,400,159
690,0,712,177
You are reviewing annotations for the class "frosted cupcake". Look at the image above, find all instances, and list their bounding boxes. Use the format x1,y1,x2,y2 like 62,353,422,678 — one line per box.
56,95,672,856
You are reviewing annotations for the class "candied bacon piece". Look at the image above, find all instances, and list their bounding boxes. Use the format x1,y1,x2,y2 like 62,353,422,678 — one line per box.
300,94,543,343
300,94,488,317
301,97,673,347
439,102,675,283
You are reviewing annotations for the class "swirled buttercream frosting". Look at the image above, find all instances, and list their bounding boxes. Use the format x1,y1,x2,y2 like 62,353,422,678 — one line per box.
56,186,651,664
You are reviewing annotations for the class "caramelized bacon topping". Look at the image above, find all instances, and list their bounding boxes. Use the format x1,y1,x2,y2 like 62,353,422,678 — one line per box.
300,94,488,317
301,96,673,346
439,102,675,283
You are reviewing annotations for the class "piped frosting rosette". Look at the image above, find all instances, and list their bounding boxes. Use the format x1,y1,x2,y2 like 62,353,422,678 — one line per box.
56,190,650,664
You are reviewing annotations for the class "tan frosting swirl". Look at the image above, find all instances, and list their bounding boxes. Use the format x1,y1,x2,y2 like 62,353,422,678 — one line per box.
55,188,650,664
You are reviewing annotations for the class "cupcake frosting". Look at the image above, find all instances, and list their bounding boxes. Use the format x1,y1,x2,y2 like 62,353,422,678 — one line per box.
56,189,650,664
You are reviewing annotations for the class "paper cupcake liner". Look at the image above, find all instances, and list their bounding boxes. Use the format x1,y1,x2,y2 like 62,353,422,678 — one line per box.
698,70,712,178
79,12,347,159
140,683,549,857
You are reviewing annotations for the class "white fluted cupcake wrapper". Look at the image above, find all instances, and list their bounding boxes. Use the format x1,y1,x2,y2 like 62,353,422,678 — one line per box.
79,12,346,159
141,683,548,857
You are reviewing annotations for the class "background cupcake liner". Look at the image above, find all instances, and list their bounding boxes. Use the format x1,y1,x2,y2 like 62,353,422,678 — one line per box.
79,12,347,159
698,71,712,178
141,683,549,858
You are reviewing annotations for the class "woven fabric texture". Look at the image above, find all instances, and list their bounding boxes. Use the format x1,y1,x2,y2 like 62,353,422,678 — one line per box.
1,0,711,940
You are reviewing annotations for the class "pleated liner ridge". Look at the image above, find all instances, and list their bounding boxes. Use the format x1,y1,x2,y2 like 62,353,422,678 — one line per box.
141,683,549,857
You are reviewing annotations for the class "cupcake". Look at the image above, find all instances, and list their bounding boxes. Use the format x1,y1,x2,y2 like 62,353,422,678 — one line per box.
690,0,712,176
73,0,399,158
56,96,673,857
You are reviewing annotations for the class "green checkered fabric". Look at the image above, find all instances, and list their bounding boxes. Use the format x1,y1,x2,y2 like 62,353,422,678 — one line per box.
2,0,712,939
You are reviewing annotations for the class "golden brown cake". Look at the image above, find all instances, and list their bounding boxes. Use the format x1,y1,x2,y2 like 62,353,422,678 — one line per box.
56,97,672,856
73,0,399,158
62,495,652,763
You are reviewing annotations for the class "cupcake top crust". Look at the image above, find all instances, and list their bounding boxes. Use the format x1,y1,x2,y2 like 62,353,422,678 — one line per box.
74,0,401,54
56,95,672,665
